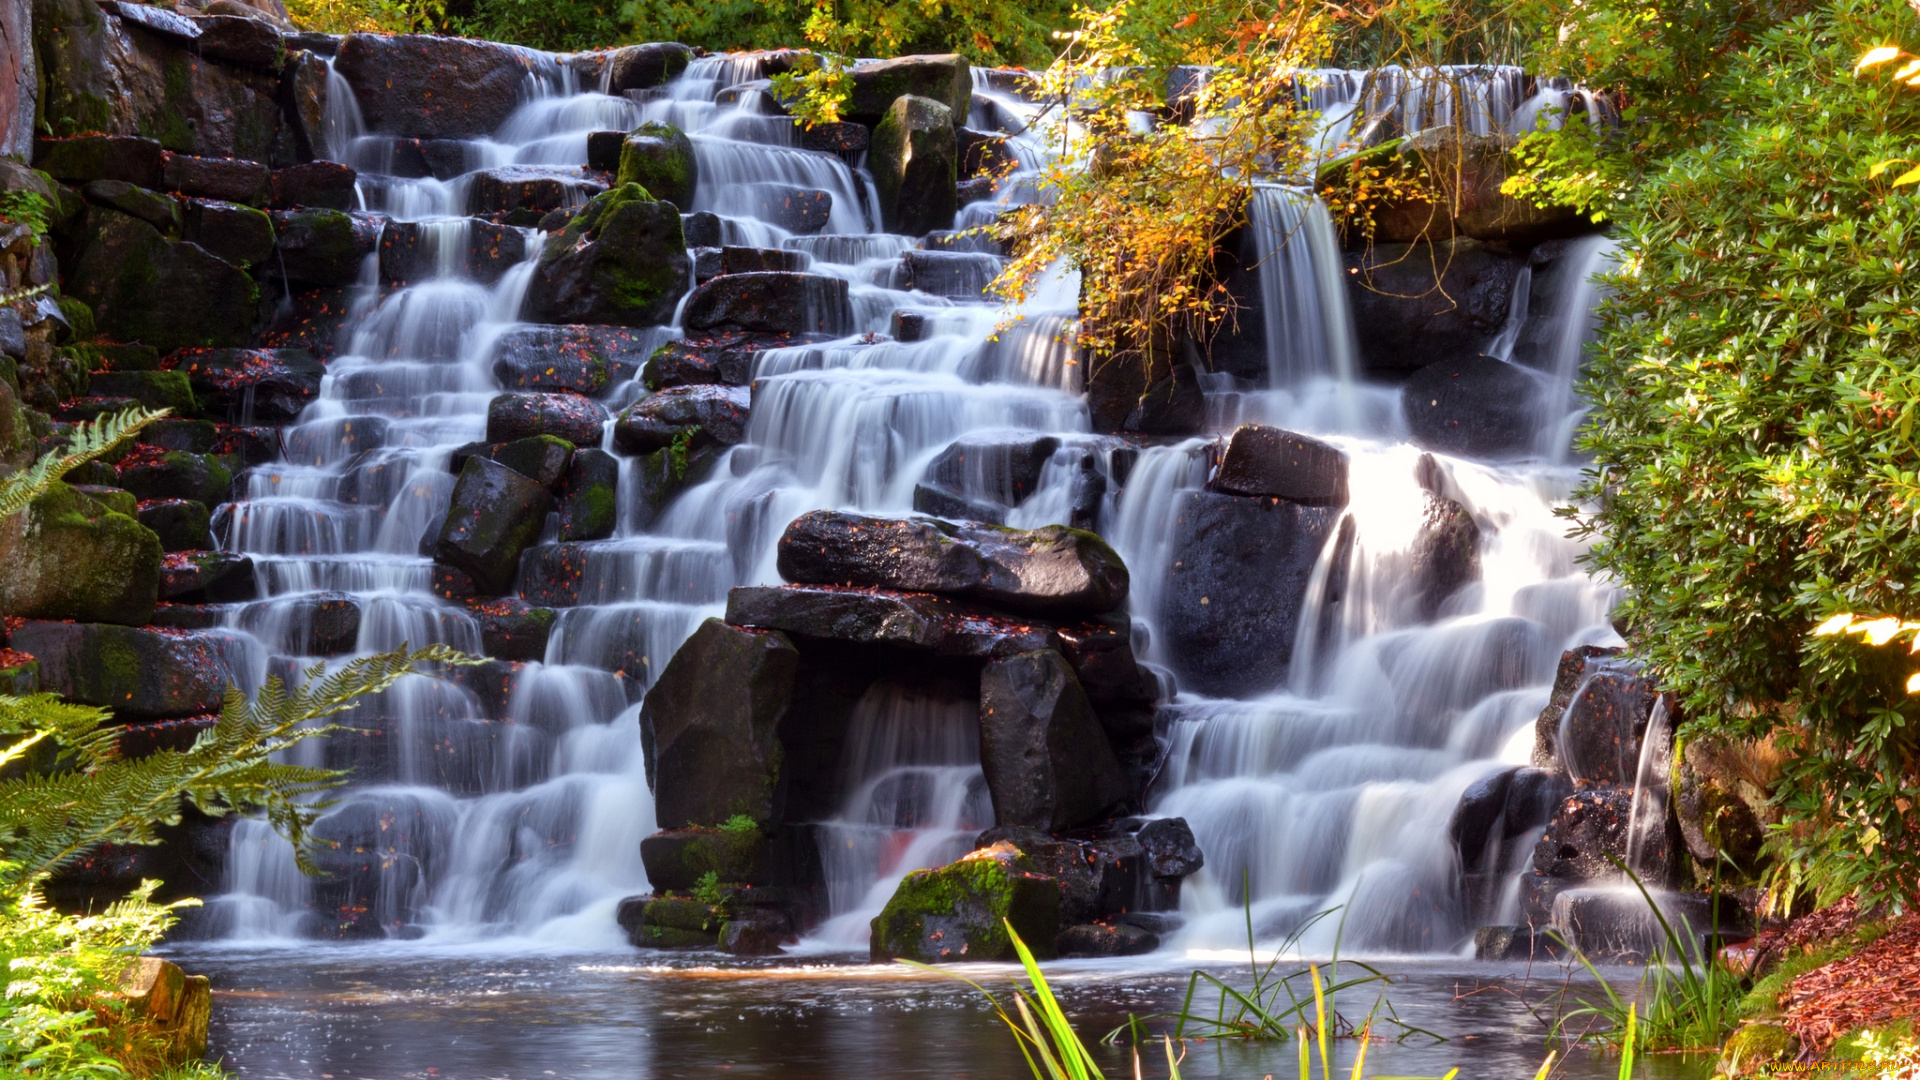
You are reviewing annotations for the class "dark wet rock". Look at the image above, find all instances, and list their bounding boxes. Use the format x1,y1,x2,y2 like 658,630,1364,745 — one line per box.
720,913,788,955
801,121,868,154
1085,338,1206,436
1136,817,1205,879
97,0,202,42
890,310,930,342
11,621,232,719
35,135,166,187
279,591,363,655
624,442,724,531
268,208,380,286
639,826,824,893
585,130,625,172
972,826,1143,926
486,392,606,446
490,434,574,487
1161,491,1343,698
87,370,195,414
847,54,971,120
193,13,285,70
1053,618,1155,709
612,384,751,453
978,649,1129,831
870,842,1059,963
466,596,556,662
752,185,831,234
140,420,219,455
1407,492,1480,621
82,179,181,234
557,448,619,542
269,161,357,210
1531,788,1637,881
137,499,212,552
524,185,690,326
252,286,355,359
182,198,276,266
1549,889,1745,963
870,95,957,236
334,33,538,139
116,448,234,506
1403,357,1545,459
429,561,479,602
171,347,323,424
616,122,696,211
640,618,798,830
1209,425,1348,505
776,510,1129,619
604,42,693,93
487,324,653,397
1509,768,1574,836
1059,922,1159,957
1336,128,1594,247
516,542,588,607
433,456,554,595
726,583,1059,657
158,549,255,603
898,250,1000,298
681,272,854,336
468,165,607,219
1529,646,1619,770
1346,239,1526,376
956,176,995,207
914,433,1058,521
66,207,259,351
1550,656,1660,787
279,49,335,162
618,894,723,949
0,481,161,625
720,246,806,275
680,210,723,247
1474,923,1565,962
162,153,271,206
1450,767,1517,873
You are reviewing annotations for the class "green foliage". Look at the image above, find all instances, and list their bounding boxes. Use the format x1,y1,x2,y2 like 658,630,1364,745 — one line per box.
454,0,626,53
1,882,225,1079
615,0,1071,67
0,191,53,240
0,407,167,519
718,813,759,835
1564,0,1920,910
689,870,728,908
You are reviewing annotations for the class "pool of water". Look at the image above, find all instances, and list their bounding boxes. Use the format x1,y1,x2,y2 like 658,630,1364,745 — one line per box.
166,945,1716,1079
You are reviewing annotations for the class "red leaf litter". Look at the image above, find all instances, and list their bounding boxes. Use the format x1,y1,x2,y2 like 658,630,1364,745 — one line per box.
1776,906,1920,1054
0,648,35,668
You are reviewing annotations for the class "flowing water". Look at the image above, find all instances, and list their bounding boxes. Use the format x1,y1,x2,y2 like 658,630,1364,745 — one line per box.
196,52,1626,982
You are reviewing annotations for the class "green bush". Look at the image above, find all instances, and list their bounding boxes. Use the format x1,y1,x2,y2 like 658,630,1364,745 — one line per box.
1564,0,1920,909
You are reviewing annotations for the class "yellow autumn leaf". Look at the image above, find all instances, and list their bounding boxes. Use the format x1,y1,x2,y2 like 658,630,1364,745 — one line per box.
1895,59,1920,80
1856,617,1904,644
1906,670,1920,691
1871,159,1909,178
1813,613,1856,635
1859,45,1903,71
1895,166,1920,186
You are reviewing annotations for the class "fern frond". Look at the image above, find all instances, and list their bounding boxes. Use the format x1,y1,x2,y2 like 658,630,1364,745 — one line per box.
0,643,480,890
0,406,170,518
0,283,53,307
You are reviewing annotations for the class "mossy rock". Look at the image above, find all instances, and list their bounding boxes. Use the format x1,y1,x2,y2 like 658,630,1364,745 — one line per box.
65,207,259,351
117,450,235,506
870,95,957,237
86,370,196,415
1717,1022,1795,1076
616,122,698,211
639,828,767,890
631,923,717,949
524,184,691,327
0,480,161,625
869,842,1062,963
557,448,619,542
642,896,728,933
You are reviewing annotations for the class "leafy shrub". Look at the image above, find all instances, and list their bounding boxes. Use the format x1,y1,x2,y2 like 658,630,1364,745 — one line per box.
1564,0,1920,909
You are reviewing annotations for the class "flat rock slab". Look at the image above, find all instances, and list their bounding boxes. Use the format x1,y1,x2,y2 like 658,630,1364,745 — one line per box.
11,621,236,720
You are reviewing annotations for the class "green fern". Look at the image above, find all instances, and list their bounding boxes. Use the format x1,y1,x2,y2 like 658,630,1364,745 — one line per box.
0,405,170,518
0,644,479,890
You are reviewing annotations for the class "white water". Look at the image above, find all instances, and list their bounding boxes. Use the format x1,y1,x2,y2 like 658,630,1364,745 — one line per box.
204,56,1620,958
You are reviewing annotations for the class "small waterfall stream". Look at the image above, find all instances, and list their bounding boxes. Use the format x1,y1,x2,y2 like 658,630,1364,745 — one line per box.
205,55,1622,958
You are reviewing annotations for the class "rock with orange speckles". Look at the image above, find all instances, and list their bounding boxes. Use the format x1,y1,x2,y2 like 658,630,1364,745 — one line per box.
11,621,235,720
334,33,540,140
172,347,323,423
433,456,552,595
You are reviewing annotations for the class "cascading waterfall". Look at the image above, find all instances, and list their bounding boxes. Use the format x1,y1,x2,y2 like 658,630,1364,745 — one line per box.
205,53,1621,958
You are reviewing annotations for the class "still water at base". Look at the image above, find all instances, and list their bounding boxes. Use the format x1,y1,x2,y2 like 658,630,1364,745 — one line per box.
169,945,1712,1080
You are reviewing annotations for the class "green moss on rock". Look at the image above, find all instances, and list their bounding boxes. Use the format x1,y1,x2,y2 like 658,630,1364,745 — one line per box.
616,123,697,211
0,480,161,625
869,842,1062,963
1717,1022,1795,1076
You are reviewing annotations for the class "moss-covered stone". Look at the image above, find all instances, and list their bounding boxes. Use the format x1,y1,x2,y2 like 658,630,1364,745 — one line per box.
1716,1022,1795,1077
136,499,211,552
870,842,1062,963
557,447,619,542
523,184,691,327
490,434,575,488
616,122,698,211
870,95,957,237
65,207,259,351
86,370,196,414
117,450,234,506
433,456,553,596
72,484,138,519
846,55,972,119
0,480,161,625
639,828,768,891
638,618,797,831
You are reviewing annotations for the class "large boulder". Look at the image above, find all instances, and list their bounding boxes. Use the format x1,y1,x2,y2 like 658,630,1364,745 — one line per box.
334,33,538,139
556,447,618,542
115,449,234,506
616,122,697,211
33,134,165,186
485,392,607,445
1345,239,1527,376
1550,654,1660,786
869,841,1061,963
776,510,1130,619
978,649,1130,831
64,207,258,350
466,165,606,219
163,153,272,206
1531,787,1638,882
639,618,798,830
523,184,690,326
432,456,553,594
846,55,971,120
181,197,276,267
1403,357,1546,459
488,324,653,396
870,95,957,237
604,42,692,93
34,0,286,158
1327,128,1593,247
192,13,285,71
913,433,1059,523
1,0,33,161
1085,339,1206,436
171,347,322,424
681,272,853,336
0,481,161,625
612,384,750,454
10,621,232,719
268,208,381,287
279,49,334,162
1208,425,1348,505
1406,491,1480,621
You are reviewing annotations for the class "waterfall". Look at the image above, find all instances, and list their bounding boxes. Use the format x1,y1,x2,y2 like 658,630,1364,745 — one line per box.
202,51,1619,959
